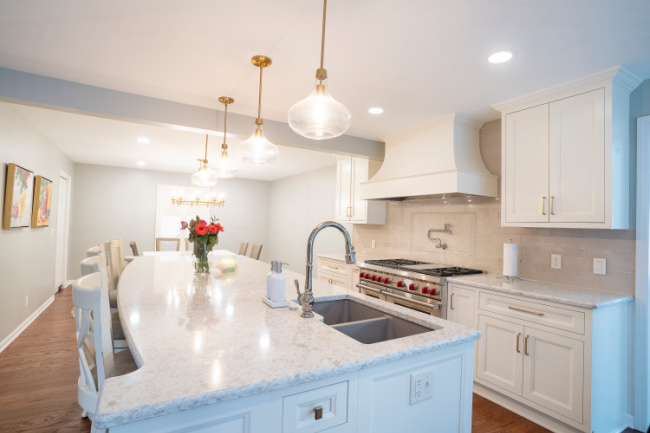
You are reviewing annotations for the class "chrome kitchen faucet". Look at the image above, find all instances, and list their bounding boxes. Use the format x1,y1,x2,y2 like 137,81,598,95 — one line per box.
295,221,356,318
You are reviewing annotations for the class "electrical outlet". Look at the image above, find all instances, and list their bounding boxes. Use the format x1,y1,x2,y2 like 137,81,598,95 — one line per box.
371,240,376,249
593,258,607,275
551,254,562,269
410,369,434,405
25,296,28,308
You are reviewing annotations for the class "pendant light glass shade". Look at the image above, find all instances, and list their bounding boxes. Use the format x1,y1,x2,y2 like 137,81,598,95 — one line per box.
215,153,238,178
191,162,219,187
239,126,279,165
288,82,351,140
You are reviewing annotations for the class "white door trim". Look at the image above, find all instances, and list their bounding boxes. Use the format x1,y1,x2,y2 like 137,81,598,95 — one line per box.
55,170,72,291
635,114,650,431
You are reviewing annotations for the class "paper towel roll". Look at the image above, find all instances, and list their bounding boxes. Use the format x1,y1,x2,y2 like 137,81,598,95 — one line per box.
503,242,518,277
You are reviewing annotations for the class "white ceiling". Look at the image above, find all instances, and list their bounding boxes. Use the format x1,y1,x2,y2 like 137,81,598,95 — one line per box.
1,0,649,178
13,104,337,181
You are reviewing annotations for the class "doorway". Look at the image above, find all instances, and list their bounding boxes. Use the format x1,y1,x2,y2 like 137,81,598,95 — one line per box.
54,171,71,291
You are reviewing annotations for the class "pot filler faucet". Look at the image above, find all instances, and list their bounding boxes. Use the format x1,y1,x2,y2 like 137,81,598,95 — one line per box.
295,221,356,318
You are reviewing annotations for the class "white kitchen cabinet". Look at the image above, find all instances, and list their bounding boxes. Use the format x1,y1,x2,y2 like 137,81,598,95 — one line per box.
494,66,641,229
476,315,524,396
336,156,385,224
450,280,631,433
316,255,360,291
448,285,476,329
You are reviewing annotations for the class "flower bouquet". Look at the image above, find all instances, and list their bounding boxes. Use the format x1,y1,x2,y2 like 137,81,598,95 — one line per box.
181,216,225,275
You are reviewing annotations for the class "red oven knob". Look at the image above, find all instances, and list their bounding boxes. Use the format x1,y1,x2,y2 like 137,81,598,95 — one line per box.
396,281,404,288
408,283,416,291
421,287,429,294
359,272,364,278
383,277,390,284
430,288,437,295
364,273,370,279
371,275,377,281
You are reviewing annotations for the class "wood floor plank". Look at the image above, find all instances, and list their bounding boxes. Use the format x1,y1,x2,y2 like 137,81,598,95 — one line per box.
0,286,567,433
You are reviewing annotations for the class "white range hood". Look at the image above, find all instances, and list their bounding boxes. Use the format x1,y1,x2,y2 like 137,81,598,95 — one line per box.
360,113,498,200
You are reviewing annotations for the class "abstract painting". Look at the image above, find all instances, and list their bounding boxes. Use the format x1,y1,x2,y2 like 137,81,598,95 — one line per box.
3,163,34,229
32,176,52,227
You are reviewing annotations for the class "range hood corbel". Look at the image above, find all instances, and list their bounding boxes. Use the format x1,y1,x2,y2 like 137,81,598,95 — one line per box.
360,113,498,201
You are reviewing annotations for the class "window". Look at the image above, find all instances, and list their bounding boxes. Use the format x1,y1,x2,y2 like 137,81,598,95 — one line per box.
155,185,210,250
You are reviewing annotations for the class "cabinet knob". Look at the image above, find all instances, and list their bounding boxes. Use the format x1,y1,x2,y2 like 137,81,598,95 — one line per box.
314,406,323,420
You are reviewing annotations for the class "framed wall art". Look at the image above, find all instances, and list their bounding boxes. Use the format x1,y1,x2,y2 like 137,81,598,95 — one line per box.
3,163,35,229
32,175,53,227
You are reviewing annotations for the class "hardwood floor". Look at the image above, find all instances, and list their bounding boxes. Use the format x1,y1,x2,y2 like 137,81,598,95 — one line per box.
0,287,642,432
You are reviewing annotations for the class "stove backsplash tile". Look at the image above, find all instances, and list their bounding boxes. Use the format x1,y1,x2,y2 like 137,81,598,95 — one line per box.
353,119,636,295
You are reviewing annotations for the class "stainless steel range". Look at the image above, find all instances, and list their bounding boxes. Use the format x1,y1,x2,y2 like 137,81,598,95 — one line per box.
356,259,483,319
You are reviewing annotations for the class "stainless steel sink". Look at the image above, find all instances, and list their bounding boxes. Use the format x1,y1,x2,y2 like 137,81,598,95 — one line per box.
310,299,435,344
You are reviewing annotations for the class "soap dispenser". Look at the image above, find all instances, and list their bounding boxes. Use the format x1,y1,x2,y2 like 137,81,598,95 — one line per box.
266,260,277,300
269,262,287,303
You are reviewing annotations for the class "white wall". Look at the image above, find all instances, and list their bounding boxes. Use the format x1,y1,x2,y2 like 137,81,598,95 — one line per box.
69,164,270,278
0,102,75,344
268,165,353,274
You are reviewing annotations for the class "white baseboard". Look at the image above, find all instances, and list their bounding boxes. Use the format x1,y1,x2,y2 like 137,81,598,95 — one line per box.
0,295,55,353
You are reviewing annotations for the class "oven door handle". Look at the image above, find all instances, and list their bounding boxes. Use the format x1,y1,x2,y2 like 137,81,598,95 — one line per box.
384,292,442,311
357,282,383,295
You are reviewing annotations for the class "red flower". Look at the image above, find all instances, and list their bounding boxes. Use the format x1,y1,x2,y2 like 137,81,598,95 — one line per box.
214,223,224,233
207,225,218,234
195,224,208,235
181,221,188,230
199,219,207,226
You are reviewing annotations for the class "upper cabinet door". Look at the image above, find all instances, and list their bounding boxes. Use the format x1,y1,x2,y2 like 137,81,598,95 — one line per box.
336,157,352,221
549,89,605,223
504,105,550,223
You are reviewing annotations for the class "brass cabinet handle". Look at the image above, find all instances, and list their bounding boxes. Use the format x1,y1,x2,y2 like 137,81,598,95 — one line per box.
325,265,339,270
550,196,555,216
516,333,521,353
450,293,455,310
541,196,546,215
314,406,323,420
508,306,544,316
525,335,530,356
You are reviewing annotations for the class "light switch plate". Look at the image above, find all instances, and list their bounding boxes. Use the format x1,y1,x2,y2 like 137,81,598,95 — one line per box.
410,369,434,405
551,254,562,269
593,258,607,275
371,240,376,249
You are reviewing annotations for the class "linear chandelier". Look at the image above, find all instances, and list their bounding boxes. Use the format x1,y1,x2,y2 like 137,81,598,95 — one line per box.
171,191,225,208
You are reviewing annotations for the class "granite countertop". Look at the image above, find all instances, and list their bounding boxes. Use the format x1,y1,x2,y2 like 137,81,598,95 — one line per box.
316,252,378,265
94,254,480,429
448,273,633,309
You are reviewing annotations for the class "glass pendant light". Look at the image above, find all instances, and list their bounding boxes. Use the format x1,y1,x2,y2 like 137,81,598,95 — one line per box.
288,0,351,140
191,134,219,187
215,96,239,178
239,55,279,165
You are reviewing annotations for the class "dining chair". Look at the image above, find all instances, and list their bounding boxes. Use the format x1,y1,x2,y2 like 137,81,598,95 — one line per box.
86,245,102,258
249,243,263,260
129,241,139,256
102,242,120,312
80,255,100,276
238,241,249,256
156,237,181,251
72,271,137,429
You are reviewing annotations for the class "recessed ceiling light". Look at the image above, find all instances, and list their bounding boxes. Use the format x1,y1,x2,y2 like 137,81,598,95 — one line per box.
137,161,146,166
488,51,513,64
137,137,150,144
368,107,384,115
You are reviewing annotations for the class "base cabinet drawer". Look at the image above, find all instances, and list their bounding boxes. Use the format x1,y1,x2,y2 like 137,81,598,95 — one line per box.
282,381,349,433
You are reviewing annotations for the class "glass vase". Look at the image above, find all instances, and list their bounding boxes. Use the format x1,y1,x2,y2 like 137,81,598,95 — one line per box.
192,237,211,275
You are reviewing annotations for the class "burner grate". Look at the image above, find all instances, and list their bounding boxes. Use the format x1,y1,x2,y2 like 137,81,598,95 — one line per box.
364,259,430,269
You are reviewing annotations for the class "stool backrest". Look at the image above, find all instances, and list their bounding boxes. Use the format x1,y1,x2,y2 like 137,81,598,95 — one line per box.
250,243,263,260
129,241,139,256
80,255,100,277
72,268,115,413
238,241,249,256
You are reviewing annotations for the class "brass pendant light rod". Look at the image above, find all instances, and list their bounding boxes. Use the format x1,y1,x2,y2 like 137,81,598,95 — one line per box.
251,55,272,125
317,0,328,82
218,96,234,157
200,134,209,164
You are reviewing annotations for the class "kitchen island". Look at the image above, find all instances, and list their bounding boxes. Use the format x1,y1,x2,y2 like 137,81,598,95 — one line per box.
95,253,480,432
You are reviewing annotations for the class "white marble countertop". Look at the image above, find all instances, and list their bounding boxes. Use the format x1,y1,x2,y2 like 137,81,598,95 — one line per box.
94,253,480,429
316,252,378,265
447,274,633,309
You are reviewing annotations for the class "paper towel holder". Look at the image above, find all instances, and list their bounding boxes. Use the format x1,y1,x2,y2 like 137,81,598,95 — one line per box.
496,239,524,282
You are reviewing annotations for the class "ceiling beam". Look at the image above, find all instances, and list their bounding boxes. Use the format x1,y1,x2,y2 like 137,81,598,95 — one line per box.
0,67,384,160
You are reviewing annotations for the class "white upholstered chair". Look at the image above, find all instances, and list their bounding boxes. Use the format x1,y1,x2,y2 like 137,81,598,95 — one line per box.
80,255,100,276
86,245,102,257
72,271,137,432
156,237,181,251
